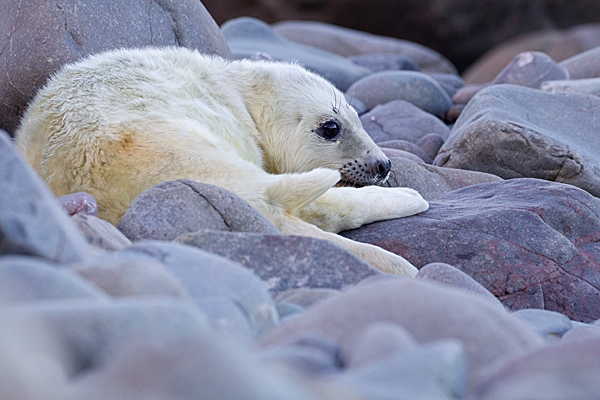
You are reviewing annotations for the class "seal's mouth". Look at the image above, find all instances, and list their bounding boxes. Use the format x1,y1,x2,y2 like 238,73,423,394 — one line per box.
337,158,392,187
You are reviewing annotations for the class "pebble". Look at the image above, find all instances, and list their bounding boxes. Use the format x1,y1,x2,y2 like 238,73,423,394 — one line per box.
377,140,433,163
71,214,132,252
541,77,600,97
560,45,600,79
416,133,446,160
512,308,573,340
491,51,569,88
57,192,98,217
348,53,421,72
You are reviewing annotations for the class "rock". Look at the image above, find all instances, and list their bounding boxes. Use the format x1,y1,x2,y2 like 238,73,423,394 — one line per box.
70,253,190,300
474,336,600,400
380,148,425,163
0,255,107,303
452,83,490,105
542,77,600,97
360,100,451,144
221,17,371,91
272,20,457,74
275,288,342,309
378,156,502,201
119,179,279,242
174,230,380,297
260,278,542,379
57,192,98,217
416,133,446,160
276,302,305,320
512,309,573,340
348,53,421,72
491,51,569,89
0,131,91,263
560,45,600,79
335,340,468,400
344,94,367,115
377,140,433,164
435,85,600,198
342,178,600,322
428,72,465,98
120,241,278,337
348,71,453,116
0,0,231,135
3,299,210,377
561,325,600,342
416,262,504,309
71,215,132,252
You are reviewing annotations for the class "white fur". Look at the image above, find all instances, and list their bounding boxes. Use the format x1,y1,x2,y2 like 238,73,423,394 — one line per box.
16,47,428,276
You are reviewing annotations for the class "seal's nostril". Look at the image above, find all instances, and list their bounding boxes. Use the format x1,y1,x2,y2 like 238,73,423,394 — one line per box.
376,159,391,178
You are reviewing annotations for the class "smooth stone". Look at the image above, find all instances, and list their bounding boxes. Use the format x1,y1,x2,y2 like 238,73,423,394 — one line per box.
120,241,278,337
119,179,279,242
381,148,425,163
417,133,446,160
348,53,421,72
335,340,468,400
0,255,107,303
0,0,231,135
435,85,600,197
560,45,600,79
71,214,132,252
346,322,417,369
221,17,371,91
452,83,490,105
348,71,453,116
70,253,190,300
260,278,543,381
429,72,465,98
492,51,569,88
561,325,600,343
272,20,457,74
377,140,433,163
417,262,504,309
0,131,91,263
57,192,98,217
174,230,380,297
275,288,342,309
342,178,600,322
474,336,600,400
378,156,502,201
360,100,451,144
276,302,305,320
541,77,600,97
3,299,210,377
512,309,573,340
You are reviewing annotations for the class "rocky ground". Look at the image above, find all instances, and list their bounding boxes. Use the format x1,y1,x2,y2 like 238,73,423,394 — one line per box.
2,1,600,399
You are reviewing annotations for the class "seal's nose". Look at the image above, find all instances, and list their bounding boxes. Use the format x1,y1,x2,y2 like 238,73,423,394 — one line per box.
376,159,392,180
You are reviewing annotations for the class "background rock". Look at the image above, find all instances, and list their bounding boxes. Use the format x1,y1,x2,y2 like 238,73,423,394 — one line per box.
71,215,132,252
491,51,569,88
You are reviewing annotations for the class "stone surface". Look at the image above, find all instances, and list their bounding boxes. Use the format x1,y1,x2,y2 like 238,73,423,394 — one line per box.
435,85,600,197
360,100,451,144
542,77,600,97
0,131,91,263
174,230,380,297
377,140,433,164
0,0,231,135
512,309,573,340
71,215,132,252
260,277,542,381
272,20,457,73
429,73,465,98
492,51,569,88
348,71,453,116
120,241,278,337
221,17,371,91
452,83,490,105
417,133,446,161
57,192,98,217
342,178,600,322
275,288,342,309
348,53,420,72
380,148,425,164
378,156,502,201
560,45,600,79
0,255,107,303
119,179,279,242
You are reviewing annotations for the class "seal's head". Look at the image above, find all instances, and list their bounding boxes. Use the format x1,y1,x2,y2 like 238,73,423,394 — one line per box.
246,61,391,186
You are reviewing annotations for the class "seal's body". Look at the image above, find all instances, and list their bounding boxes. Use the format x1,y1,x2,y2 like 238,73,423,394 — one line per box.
16,47,428,275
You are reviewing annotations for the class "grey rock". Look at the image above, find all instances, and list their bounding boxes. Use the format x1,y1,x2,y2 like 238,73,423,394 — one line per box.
58,192,98,217
174,230,380,297
360,100,451,144
512,309,573,340
417,133,446,160
276,302,305,320
349,71,453,116
336,340,468,400
0,0,231,135
417,262,504,309
71,214,132,252
275,288,342,309
119,179,279,242
561,325,600,342
452,83,490,105
0,131,91,263
344,93,367,114
379,156,502,201
541,77,600,97
429,72,465,98
560,45,600,79
381,148,426,163
492,51,569,88
221,17,371,91
377,140,433,163
272,20,457,74
435,85,600,198
120,241,278,337
348,53,421,72
260,278,543,376
0,255,107,303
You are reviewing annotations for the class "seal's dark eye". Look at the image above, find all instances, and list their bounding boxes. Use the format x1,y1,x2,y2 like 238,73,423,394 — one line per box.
317,120,341,141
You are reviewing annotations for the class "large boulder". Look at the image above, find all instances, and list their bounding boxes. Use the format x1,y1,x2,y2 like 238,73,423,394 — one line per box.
341,179,600,322
0,0,231,135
